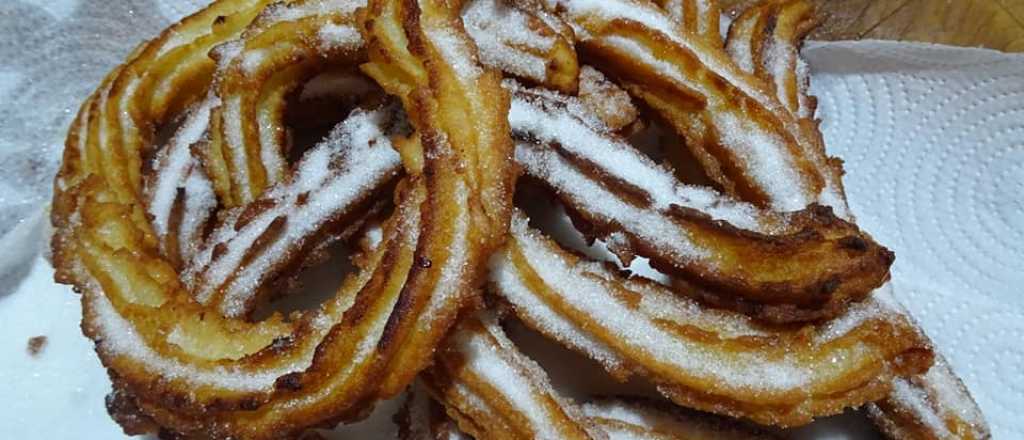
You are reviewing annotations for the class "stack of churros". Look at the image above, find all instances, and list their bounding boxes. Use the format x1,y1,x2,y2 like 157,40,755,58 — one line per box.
51,0,990,438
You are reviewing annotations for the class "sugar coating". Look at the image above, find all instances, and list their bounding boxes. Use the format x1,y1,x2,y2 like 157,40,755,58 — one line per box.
577,66,637,130
795,56,812,118
488,249,625,372
694,0,717,36
118,78,142,148
599,35,809,213
558,0,851,214
157,30,192,58
318,23,362,51
813,283,900,344
626,280,772,340
711,109,809,211
724,8,852,219
925,358,986,429
256,97,286,184
265,0,364,23
557,0,678,39
764,34,796,111
424,183,471,318
95,87,113,169
493,213,904,393
454,313,582,439
186,107,401,317
217,110,400,315
90,253,378,397
213,40,243,71
725,14,758,73
768,25,852,220
559,0,771,103
660,0,686,25
890,376,950,436
426,28,483,81
218,1,372,195
148,95,219,249
88,290,310,391
508,83,771,231
584,400,656,428
222,96,254,202
241,49,267,75
462,0,556,83
498,214,805,389
884,356,987,438
272,189,428,413
515,143,709,263
450,379,500,426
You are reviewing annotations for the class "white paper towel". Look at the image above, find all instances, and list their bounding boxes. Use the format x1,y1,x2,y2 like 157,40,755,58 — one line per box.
802,40,1024,439
0,1,1021,438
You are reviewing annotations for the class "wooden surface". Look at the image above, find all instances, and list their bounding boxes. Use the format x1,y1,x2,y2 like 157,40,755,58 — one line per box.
720,0,1024,52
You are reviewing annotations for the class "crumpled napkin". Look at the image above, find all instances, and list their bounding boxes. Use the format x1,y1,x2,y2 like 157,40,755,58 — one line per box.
0,1,1021,437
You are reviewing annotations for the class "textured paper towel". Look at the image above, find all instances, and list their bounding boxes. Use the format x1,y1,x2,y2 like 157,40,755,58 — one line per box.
0,0,1021,438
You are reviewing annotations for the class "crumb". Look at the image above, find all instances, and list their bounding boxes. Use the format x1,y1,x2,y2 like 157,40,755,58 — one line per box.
27,336,47,357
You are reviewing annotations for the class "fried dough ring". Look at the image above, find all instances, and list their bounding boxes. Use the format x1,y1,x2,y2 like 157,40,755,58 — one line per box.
540,0,851,217
410,315,788,440
175,78,892,323
117,74,905,429
490,211,931,426
203,1,368,208
722,0,849,215
421,312,605,440
52,0,274,285
725,2,989,436
53,0,986,437
181,105,402,317
148,0,578,319
508,83,892,321
197,0,571,209
52,0,514,437
725,0,818,119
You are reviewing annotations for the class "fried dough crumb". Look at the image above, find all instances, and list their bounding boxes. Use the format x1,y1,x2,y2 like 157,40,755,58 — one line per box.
26,336,47,357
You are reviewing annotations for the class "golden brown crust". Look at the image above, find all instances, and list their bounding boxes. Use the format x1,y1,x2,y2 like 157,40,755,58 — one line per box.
867,356,991,440
421,312,604,440
509,85,892,322
576,66,639,132
52,0,514,437
539,0,851,218
202,4,367,208
51,0,989,438
490,212,932,427
654,0,722,44
462,0,581,94
725,0,820,118
723,2,988,436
